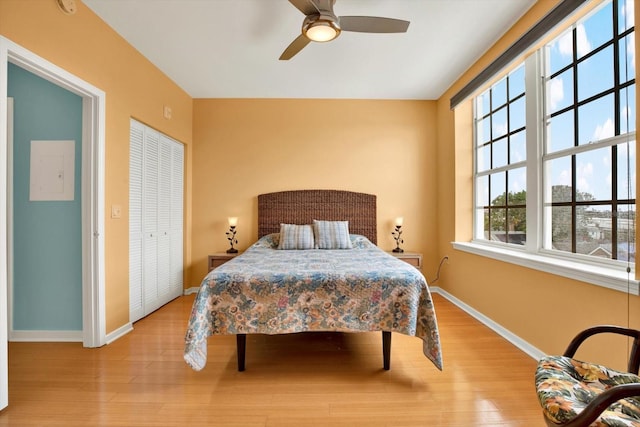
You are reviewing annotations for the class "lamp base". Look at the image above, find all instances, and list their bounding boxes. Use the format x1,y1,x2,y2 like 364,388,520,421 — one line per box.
392,248,404,253
226,248,238,254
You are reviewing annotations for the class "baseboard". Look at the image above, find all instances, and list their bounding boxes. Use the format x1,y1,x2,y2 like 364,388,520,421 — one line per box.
9,330,82,342
10,324,135,345
430,286,546,361
183,286,200,295
105,322,133,344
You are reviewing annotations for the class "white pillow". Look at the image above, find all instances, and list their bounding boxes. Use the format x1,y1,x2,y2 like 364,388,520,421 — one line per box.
278,224,315,250
313,220,353,249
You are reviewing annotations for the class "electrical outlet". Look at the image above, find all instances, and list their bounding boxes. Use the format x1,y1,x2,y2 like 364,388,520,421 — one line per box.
163,105,172,119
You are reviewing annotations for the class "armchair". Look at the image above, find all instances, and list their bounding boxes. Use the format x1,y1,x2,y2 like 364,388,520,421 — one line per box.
535,325,640,427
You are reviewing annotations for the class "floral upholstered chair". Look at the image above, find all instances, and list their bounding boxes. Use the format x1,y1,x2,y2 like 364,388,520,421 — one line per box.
535,326,640,427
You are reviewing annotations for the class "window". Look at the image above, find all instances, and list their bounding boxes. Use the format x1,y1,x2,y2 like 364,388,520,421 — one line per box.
469,0,636,290
475,65,527,245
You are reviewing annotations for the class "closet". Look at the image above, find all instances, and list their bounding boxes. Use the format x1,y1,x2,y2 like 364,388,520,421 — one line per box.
129,119,184,323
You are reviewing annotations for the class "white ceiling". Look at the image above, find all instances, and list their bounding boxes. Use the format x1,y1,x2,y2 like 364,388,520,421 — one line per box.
83,0,536,100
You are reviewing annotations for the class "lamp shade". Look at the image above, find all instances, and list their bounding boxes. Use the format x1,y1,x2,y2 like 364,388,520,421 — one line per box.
395,217,404,227
228,217,238,227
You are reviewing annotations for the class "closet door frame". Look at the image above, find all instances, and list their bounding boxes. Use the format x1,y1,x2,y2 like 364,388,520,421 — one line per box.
129,119,183,323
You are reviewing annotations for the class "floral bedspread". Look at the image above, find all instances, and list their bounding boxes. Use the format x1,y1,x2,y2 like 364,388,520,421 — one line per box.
184,234,443,371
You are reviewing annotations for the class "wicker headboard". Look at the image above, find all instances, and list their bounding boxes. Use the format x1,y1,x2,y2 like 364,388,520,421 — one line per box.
258,190,377,244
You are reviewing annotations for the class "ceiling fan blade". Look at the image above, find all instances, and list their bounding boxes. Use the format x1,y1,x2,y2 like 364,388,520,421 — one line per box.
279,34,312,60
339,16,410,33
288,0,319,16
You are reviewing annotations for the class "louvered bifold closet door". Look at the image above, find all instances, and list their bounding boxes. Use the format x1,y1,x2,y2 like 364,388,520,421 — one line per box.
129,121,144,322
156,136,173,302
170,142,184,296
129,119,184,323
143,128,161,314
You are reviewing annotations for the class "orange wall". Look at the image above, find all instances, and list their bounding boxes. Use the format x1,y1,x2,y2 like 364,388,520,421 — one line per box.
191,99,438,284
435,0,640,370
0,0,193,333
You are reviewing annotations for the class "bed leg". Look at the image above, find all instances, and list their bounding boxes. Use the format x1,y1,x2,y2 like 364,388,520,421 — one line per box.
382,331,391,370
237,334,246,372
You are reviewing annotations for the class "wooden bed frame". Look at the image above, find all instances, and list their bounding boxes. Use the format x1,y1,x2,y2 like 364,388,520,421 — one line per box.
236,189,391,371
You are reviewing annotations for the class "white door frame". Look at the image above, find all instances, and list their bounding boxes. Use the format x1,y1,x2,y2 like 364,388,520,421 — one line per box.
0,36,106,408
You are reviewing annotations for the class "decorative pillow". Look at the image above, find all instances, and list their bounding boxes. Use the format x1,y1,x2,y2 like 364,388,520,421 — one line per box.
535,355,640,425
350,234,372,249
254,233,279,249
313,220,353,249
278,224,315,250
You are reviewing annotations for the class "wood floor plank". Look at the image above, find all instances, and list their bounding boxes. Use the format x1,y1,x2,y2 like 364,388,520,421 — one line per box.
0,293,545,426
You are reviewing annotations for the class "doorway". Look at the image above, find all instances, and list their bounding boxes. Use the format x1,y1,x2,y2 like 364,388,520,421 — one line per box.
8,63,84,339
0,36,106,409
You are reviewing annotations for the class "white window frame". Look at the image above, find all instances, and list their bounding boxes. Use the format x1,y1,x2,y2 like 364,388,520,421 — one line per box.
457,4,638,294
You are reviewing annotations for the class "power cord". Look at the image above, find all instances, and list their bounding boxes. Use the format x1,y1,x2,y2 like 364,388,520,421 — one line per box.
429,256,449,284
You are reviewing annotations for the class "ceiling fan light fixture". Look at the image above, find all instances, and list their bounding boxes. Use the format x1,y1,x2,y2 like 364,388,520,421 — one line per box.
304,19,341,42
280,1,410,60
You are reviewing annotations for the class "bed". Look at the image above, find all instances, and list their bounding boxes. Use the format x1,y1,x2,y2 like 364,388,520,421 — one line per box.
184,189,443,372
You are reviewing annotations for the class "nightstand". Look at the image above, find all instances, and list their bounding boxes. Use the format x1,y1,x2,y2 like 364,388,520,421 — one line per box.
208,253,240,272
388,252,422,270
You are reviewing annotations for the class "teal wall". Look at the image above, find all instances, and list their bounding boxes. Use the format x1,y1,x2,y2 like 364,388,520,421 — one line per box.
8,63,83,331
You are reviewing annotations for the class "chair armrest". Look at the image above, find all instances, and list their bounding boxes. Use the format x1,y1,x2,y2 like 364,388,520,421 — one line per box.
564,325,640,374
557,383,640,427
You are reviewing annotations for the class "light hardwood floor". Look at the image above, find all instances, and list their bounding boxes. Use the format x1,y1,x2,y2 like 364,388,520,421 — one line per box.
1,293,544,426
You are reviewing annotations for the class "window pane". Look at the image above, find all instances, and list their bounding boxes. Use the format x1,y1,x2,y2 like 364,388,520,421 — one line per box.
509,96,526,130
483,208,490,239
493,138,508,169
508,207,527,244
620,83,636,133
492,79,507,109
551,206,572,252
547,156,572,203
476,175,489,207
492,106,508,139
576,147,611,200
547,69,573,114
618,0,634,32
577,46,614,101
490,172,506,206
477,91,490,117
579,2,613,58
489,208,506,242
617,203,635,262
617,139,636,200
547,29,573,75
578,94,614,145
507,168,526,204
576,205,612,257
477,144,491,173
478,116,491,144
619,34,636,84
547,110,575,153
509,65,525,100
510,130,526,163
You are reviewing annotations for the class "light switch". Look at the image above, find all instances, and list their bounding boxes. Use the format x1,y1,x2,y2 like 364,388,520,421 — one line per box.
111,204,122,219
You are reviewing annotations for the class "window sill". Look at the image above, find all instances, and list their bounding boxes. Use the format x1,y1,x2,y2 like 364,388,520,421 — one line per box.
452,241,639,295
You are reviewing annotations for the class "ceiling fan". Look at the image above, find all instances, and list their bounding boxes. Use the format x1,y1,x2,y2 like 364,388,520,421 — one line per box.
280,0,410,60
